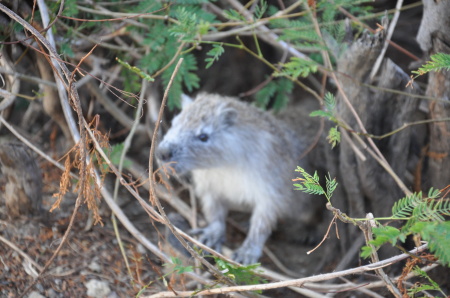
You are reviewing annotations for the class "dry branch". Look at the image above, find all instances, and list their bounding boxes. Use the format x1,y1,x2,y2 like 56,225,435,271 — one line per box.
145,245,428,297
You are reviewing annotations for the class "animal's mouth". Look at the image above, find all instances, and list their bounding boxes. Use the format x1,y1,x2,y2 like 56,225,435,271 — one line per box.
157,161,189,176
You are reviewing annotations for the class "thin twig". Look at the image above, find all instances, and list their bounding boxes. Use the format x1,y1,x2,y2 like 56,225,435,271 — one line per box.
0,115,77,178
370,0,404,81
0,235,44,272
111,78,149,281
0,88,16,111
307,214,338,255
0,67,57,87
145,245,428,297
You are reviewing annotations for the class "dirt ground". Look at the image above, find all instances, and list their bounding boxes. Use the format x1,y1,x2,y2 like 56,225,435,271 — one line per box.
0,170,331,297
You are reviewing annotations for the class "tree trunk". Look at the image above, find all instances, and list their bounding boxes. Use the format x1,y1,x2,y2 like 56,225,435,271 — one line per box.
417,0,450,190
321,18,424,265
323,0,450,268
0,143,42,217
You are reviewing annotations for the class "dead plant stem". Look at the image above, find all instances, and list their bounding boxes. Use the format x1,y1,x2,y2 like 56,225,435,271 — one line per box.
146,245,428,297
369,0,404,80
111,79,149,281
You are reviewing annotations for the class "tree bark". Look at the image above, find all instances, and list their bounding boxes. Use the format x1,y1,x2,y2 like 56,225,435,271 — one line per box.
0,143,42,217
417,0,450,190
324,21,424,263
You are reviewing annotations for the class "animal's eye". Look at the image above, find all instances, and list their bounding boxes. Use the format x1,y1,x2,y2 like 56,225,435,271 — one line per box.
197,133,209,142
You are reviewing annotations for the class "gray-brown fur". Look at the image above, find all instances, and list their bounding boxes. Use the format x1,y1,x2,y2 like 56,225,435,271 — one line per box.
157,93,315,264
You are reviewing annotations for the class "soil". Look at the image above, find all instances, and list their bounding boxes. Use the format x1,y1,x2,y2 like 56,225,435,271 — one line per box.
0,180,327,298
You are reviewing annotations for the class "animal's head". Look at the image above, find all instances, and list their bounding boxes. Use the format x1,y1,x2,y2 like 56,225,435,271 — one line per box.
156,93,241,175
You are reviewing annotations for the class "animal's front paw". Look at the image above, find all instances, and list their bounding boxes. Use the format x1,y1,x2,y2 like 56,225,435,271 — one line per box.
190,221,225,252
232,243,263,265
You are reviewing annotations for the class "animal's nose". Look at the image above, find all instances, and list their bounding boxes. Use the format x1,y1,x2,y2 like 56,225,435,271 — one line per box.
156,145,173,162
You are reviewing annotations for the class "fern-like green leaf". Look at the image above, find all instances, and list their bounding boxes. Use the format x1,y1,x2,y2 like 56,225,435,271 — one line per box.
163,256,194,274
428,187,441,199
275,57,318,79
412,201,445,222
410,221,450,267
162,53,200,109
214,257,266,292
205,44,224,69
409,265,448,297
391,192,423,219
116,57,154,82
325,173,338,198
412,53,450,76
323,92,336,112
327,126,340,148
371,226,402,246
255,78,293,111
310,110,331,118
254,0,268,20
272,79,293,112
310,92,337,123
360,245,373,259
293,167,337,202
169,7,199,40
433,199,450,217
223,9,246,21
301,182,325,195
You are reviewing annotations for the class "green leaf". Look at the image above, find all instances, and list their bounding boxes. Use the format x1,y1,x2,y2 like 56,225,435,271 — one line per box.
327,126,340,148
162,53,200,109
410,221,450,266
293,167,331,198
408,265,446,296
60,43,75,58
325,173,338,198
109,143,132,168
254,0,268,20
428,187,441,199
272,79,293,112
214,257,266,292
310,110,331,118
360,245,373,259
255,78,293,111
116,58,154,82
169,7,199,40
163,256,194,275
223,9,246,21
62,0,79,16
391,192,423,219
371,226,402,246
323,92,336,112
310,92,337,124
255,79,277,109
275,57,318,79
412,53,450,76
205,44,225,69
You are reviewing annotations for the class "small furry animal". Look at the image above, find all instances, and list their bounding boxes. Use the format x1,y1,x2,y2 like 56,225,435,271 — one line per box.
157,93,316,264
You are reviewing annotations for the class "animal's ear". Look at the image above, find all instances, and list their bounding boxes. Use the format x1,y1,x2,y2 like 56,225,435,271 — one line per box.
181,94,194,109
221,108,238,126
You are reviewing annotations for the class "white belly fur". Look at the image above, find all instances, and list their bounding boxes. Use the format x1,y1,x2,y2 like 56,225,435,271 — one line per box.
192,166,275,211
